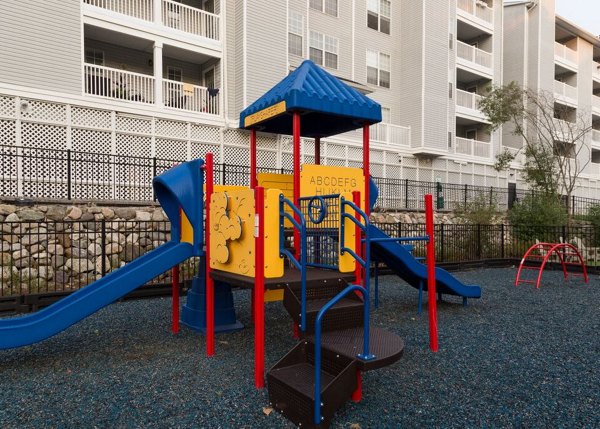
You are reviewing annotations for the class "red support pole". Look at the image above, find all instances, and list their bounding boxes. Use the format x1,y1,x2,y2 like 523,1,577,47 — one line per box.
171,265,179,334
315,137,321,165
254,186,266,389
292,322,299,339
205,153,215,357
293,112,301,259
353,190,362,286
250,129,257,189
351,369,362,402
363,123,370,216
425,194,438,352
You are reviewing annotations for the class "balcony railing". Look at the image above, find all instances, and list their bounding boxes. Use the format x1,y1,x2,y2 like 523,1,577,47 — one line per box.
163,80,219,115
554,80,578,102
593,62,600,81
554,42,578,65
592,129,600,143
85,64,155,104
83,0,220,41
162,0,219,40
456,89,483,111
84,0,153,21
455,137,491,158
456,0,493,25
456,41,492,70
370,123,410,147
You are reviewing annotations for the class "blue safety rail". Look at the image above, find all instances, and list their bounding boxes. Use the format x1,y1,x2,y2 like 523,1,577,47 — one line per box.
313,284,374,425
279,195,309,331
340,197,371,277
298,194,341,270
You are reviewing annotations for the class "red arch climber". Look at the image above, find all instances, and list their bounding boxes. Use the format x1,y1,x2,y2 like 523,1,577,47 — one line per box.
515,243,588,289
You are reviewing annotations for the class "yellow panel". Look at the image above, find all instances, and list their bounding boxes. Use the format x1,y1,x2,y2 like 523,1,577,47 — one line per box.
300,164,366,209
259,173,294,228
213,185,248,193
244,101,287,127
209,189,255,277
181,209,194,245
264,289,284,302
264,188,285,278
339,192,357,273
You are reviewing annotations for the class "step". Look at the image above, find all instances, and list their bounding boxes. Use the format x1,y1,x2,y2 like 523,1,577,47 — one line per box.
309,326,405,372
283,282,364,334
267,341,357,429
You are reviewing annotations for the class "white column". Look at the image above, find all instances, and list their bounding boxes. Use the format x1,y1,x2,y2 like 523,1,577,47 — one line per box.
154,41,163,108
153,0,162,25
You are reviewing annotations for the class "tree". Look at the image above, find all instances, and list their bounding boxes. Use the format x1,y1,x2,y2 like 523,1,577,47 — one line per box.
479,81,593,220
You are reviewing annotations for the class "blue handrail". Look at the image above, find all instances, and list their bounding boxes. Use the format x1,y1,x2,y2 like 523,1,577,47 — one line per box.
313,284,374,424
279,195,308,331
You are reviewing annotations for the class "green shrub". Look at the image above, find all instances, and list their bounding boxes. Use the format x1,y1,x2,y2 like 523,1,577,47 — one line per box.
455,192,499,225
508,194,567,241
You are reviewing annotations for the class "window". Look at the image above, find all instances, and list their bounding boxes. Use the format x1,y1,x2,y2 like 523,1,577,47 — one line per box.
449,82,453,99
310,0,338,17
381,107,391,123
167,66,182,82
448,132,453,148
288,11,304,57
367,50,390,88
465,129,478,140
367,0,390,34
310,31,338,69
85,48,104,66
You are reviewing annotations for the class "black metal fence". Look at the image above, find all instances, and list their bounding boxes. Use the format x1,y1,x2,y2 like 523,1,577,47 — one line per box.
2,219,598,301
2,145,600,215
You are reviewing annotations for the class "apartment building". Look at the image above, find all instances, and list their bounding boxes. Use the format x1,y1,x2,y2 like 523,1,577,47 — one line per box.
0,0,507,202
504,0,600,199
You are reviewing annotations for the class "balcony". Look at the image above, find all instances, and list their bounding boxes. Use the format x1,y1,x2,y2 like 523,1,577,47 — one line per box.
370,123,411,147
554,80,578,105
83,0,220,42
592,129,600,148
163,80,219,114
85,64,155,104
455,137,491,158
456,0,494,29
455,89,488,123
593,95,600,114
554,42,578,70
84,64,220,115
456,41,493,77
593,62,600,81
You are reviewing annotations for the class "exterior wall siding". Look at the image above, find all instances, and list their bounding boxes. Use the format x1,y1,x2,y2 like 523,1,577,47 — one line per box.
0,0,82,95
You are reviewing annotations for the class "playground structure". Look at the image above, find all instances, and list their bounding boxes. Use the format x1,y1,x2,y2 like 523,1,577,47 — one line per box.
516,242,589,288
0,60,482,428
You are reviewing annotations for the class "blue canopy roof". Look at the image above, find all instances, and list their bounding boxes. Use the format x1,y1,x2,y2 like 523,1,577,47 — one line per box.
239,60,381,138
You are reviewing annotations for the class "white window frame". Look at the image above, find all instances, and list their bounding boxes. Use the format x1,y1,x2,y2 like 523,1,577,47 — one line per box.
367,0,390,34
85,48,105,66
310,31,339,70
367,50,390,88
288,11,304,57
167,66,183,82
309,0,338,17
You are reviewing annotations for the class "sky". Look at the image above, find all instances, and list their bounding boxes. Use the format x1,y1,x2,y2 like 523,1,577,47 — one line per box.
555,0,600,36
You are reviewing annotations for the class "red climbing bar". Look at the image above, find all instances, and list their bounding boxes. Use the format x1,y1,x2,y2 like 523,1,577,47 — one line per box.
205,153,215,357
171,266,179,334
363,123,370,216
293,112,301,260
254,186,266,388
353,191,363,287
250,129,257,189
351,369,363,403
425,195,438,352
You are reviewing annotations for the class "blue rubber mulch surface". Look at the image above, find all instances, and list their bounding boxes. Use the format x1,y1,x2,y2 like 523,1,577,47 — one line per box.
0,267,598,428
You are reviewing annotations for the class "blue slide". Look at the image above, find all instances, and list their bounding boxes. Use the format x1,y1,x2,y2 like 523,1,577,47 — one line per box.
369,225,481,299
0,241,194,349
0,159,205,350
